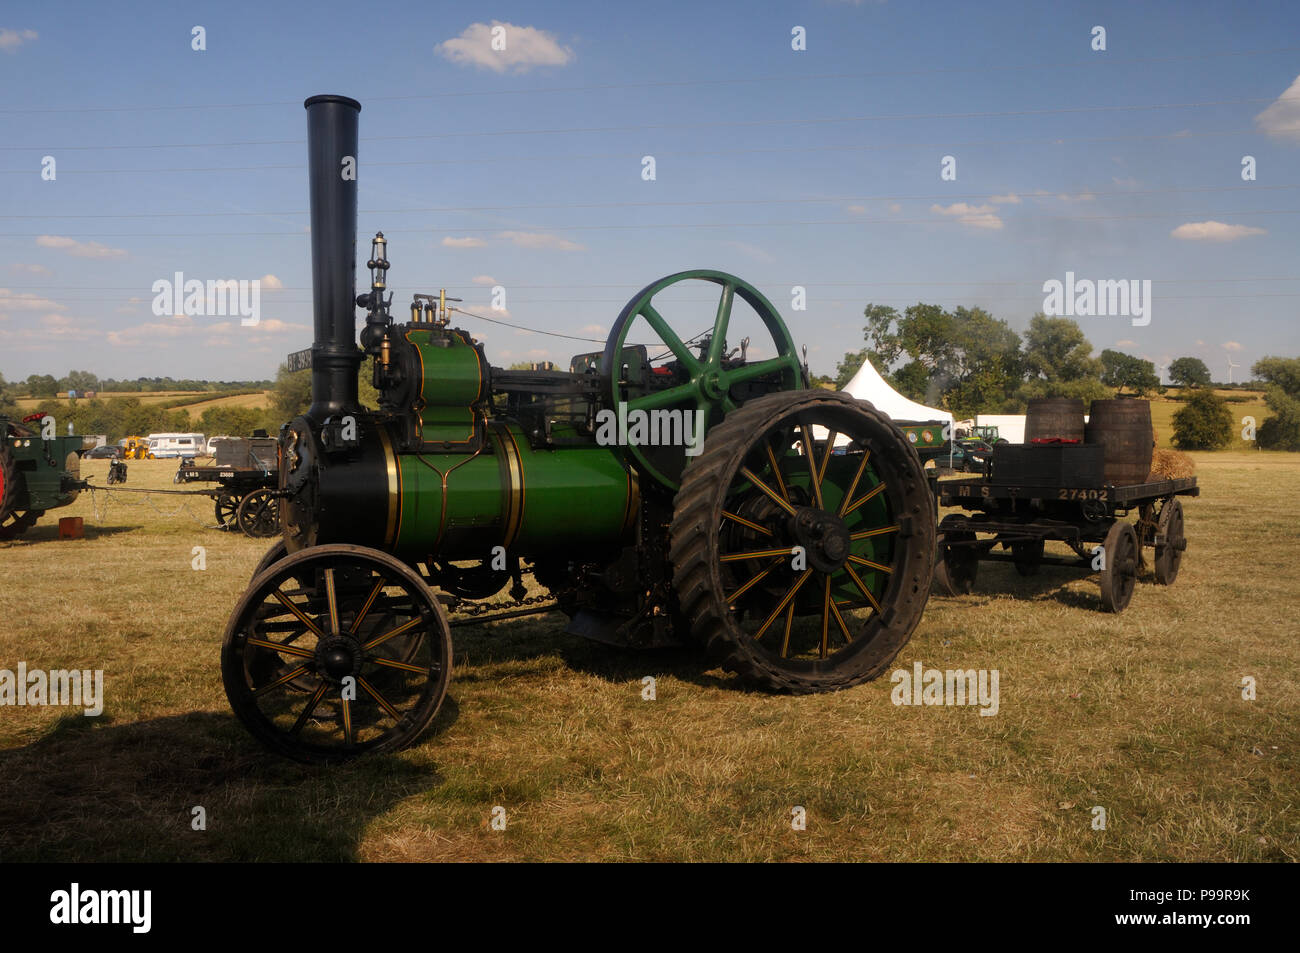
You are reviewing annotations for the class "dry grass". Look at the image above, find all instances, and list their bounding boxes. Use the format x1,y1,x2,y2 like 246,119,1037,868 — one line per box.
0,454,1296,862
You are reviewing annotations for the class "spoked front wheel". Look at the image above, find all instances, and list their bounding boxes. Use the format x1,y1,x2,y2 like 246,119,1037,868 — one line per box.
221,544,453,762
670,390,934,693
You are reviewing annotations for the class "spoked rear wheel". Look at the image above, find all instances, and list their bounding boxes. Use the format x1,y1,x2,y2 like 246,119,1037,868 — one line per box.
670,390,934,693
237,489,280,538
221,544,452,763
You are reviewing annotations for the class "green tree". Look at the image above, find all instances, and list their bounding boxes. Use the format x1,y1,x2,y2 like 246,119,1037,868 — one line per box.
59,369,100,393
0,373,18,417
1017,314,1107,403
26,374,58,397
1172,390,1234,450
1253,356,1300,451
1100,349,1161,396
270,364,312,421
1168,356,1211,389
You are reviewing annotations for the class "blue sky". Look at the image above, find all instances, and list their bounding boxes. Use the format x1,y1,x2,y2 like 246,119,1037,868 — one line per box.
1,0,1297,383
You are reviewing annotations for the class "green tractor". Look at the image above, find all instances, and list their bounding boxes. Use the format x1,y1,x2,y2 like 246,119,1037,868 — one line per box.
0,413,87,540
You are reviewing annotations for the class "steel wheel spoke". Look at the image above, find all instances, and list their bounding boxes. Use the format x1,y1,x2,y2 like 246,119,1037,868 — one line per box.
362,616,422,651
828,588,853,648
272,589,326,639
368,656,433,675
324,568,340,634
850,524,899,541
629,384,696,414
722,510,773,537
725,557,783,604
754,570,812,641
640,303,701,374
357,675,402,722
841,481,886,517
341,697,353,745
837,449,873,516
799,423,824,510
348,578,386,634
820,576,832,659
844,562,883,614
721,547,796,563
817,431,837,489
245,636,314,660
764,443,791,503
779,602,796,658
739,466,798,517
848,554,894,574
289,683,329,735
251,664,311,697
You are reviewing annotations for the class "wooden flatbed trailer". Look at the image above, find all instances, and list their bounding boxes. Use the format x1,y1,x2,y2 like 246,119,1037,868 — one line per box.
932,474,1198,612
173,443,279,537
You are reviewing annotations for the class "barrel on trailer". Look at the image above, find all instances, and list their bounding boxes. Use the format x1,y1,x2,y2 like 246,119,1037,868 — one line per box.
1085,398,1154,486
1024,398,1086,443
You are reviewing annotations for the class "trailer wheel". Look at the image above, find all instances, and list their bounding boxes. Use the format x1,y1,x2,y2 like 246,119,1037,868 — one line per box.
935,520,979,595
237,489,280,538
1012,539,1044,576
1099,521,1139,612
670,389,934,694
221,544,453,763
1153,497,1186,585
214,491,241,530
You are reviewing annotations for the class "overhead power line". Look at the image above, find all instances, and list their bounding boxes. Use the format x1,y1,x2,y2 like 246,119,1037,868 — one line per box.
0,45,1294,114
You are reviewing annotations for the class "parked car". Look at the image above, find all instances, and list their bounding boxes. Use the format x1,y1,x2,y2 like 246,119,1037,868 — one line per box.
951,438,994,473
83,444,122,460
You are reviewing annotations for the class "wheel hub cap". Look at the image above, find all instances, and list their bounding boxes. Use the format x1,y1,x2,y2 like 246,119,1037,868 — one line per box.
790,506,851,573
315,634,361,682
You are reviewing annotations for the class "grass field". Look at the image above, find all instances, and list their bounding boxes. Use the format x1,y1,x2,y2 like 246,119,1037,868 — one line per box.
14,390,272,417
0,453,1296,862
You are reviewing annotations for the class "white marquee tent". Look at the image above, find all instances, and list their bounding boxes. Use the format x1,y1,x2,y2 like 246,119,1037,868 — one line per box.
840,357,952,427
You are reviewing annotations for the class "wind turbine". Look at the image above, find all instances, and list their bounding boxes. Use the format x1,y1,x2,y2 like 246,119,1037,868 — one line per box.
1226,354,1241,384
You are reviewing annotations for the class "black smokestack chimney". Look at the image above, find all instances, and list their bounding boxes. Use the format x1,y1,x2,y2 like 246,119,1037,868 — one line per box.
304,94,362,424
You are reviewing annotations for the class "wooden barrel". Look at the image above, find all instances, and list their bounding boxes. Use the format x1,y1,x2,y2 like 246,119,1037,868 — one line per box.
1025,398,1086,443
1085,399,1154,485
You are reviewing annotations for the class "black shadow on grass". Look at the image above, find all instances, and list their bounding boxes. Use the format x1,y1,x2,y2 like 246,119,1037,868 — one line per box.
0,709,445,862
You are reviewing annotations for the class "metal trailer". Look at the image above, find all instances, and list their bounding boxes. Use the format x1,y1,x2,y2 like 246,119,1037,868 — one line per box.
933,474,1197,612
174,436,279,536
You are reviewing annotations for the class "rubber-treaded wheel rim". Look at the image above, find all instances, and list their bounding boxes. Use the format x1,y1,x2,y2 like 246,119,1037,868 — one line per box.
1100,521,1139,612
669,390,934,693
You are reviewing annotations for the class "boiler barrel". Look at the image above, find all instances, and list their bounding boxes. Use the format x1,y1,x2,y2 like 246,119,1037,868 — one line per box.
1025,398,1086,443
1084,399,1154,486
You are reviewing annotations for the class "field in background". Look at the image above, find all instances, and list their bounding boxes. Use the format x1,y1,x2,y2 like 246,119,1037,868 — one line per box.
1149,390,1267,451
15,390,273,418
0,453,1295,862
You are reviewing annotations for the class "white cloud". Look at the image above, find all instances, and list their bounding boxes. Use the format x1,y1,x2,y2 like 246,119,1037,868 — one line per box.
472,274,498,285
1056,192,1096,203
0,288,64,311
442,236,487,248
1114,339,1137,347
8,262,49,274
35,235,127,258
887,202,902,214
929,202,1003,230
1255,73,1300,143
1112,176,1139,188
845,204,867,214
435,21,574,74
1170,221,1267,242
0,29,37,53
721,240,775,263
259,274,284,290
988,193,1021,205
250,319,308,334
1223,341,1244,352
581,324,606,335
498,230,584,251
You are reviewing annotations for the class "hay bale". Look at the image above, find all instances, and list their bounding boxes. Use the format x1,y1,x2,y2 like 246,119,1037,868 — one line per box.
1146,448,1196,481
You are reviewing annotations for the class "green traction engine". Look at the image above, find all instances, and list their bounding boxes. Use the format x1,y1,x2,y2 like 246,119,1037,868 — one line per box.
0,414,85,541
221,95,936,762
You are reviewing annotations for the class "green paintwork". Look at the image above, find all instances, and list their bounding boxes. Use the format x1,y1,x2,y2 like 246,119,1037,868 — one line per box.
404,327,485,448
607,270,806,490
1,415,85,515
393,421,634,559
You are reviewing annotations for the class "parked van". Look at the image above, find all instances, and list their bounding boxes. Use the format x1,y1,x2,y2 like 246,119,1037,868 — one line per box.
146,432,207,459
